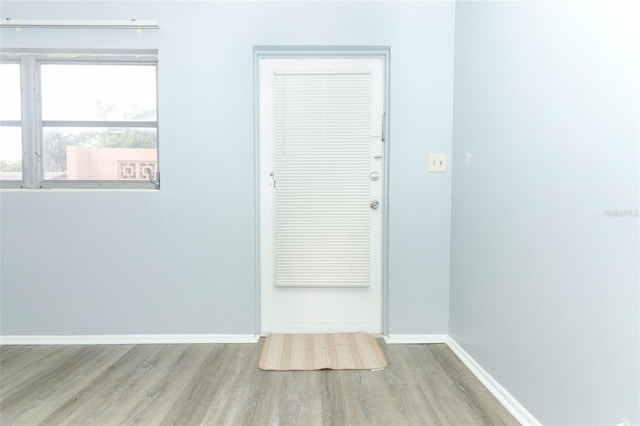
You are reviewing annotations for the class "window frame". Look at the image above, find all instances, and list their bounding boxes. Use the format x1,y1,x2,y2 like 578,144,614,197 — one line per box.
0,58,26,185
0,50,159,190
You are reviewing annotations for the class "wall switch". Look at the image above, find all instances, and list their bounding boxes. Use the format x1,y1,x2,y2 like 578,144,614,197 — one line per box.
428,153,447,172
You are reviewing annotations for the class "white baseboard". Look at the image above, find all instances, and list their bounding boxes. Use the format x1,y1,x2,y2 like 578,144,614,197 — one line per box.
0,334,260,345
445,337,540,426
384,334,448,344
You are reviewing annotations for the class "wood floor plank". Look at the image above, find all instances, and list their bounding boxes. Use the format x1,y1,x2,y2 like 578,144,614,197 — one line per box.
119,344,213,425
84,344,187,426
37,345,163,425
0,346,81,393
1,345,130,425
159,344,240,425
199,343,265,425
380,346,445,424
0,341,520,426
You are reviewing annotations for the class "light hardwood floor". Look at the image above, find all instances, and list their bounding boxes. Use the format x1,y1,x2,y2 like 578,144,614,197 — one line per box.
0,341,519,425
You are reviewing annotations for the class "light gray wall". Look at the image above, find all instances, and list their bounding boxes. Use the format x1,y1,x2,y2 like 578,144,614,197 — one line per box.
0,1,455,335
450,1,639,425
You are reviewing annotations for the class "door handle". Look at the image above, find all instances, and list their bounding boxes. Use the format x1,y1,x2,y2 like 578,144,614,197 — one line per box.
370,201,380,210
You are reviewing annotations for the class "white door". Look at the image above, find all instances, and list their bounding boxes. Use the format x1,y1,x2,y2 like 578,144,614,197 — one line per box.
259,57,385,334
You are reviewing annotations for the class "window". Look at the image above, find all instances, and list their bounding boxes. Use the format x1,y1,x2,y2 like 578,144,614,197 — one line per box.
0,51,159,189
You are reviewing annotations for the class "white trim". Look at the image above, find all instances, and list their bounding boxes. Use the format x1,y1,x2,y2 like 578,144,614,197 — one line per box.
384,334,448,344
0,334,260,345
446,337,541,426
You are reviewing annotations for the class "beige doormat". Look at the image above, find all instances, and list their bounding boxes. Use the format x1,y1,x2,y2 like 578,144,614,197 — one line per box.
258,332,387,371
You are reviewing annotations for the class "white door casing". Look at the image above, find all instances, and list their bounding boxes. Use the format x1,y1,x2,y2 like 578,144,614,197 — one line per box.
259,56,385,334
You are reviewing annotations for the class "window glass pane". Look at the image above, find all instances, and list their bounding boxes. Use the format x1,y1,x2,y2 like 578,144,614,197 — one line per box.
43,127,157,181
0,127,23,181
41,64,157,121
0,64,21,120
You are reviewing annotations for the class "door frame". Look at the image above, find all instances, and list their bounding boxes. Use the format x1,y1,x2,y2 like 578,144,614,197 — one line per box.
253,46,391,336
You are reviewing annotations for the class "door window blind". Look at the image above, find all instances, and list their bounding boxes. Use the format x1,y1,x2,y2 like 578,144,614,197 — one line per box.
273,72,372,287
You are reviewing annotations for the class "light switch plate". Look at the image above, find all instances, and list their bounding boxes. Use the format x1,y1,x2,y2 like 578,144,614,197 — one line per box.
428,153,447,172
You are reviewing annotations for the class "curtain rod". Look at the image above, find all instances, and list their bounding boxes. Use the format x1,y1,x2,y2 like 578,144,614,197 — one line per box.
0,19,159,30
